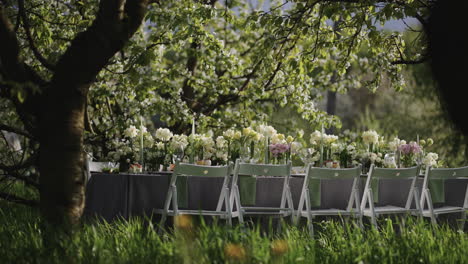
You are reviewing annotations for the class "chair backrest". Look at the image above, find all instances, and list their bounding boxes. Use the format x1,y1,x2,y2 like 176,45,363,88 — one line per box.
370,166,420,179
426,166,468,180
235,162,291,177
232,160,292,208
306,165,362,179
166,161,232,213
174,162,231,178
303,165,362,211
363,164,420,210
421,166,468,208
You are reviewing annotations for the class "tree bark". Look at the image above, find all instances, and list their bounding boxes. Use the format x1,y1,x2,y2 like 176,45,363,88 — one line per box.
38,82,88,226
35,0,149,227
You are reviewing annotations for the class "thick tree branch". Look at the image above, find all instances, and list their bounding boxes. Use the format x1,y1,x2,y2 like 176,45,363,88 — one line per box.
52,0,149,87
0,5,26,81
18,0,56,71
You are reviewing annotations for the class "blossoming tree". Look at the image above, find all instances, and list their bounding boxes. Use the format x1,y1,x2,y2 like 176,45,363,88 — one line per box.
0,0,434,229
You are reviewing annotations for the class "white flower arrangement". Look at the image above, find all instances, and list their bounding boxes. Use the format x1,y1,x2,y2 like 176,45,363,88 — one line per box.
170,134,188,150
155,128,173,142
362,130,379,145
423,152,439,167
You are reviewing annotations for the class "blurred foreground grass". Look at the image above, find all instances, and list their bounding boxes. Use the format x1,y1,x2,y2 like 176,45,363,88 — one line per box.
0,202,467,264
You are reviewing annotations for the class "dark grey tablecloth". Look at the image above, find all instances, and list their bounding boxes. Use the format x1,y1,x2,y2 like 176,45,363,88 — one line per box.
84,172,468,221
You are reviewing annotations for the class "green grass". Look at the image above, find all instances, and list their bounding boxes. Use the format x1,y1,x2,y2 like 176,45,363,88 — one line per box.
0,203,467,264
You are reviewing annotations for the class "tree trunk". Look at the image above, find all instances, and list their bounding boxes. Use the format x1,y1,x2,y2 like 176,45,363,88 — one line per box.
38,82,88,226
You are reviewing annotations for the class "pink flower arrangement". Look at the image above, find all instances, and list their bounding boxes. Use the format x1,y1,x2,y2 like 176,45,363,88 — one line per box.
269,143,290,157
398,142,422,167
398,142,421,155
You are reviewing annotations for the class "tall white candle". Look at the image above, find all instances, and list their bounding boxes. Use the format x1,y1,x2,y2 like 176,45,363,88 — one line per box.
320,124,324,166
140,117,144,166
192,115,195,135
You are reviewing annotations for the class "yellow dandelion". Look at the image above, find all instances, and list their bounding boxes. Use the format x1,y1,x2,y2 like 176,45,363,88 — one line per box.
224,243,246,261
174,214,193,231
270,239,289,257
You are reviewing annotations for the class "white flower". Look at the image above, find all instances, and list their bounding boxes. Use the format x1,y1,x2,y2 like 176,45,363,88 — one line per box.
223,129,236,140
233,131,242,140
297,129,304,138
423,152,439,167
257,125,277,138
253,132,264,142
369,152,378,163
388,137,401,152
330,143,341,153
242,127,255,138
324,134,338,144
216,151,228,161
362,130,379,145
290,142,302,155
310,130,323,145
201,134,215,149
346,144,355,153
171,134,188,150
155,142,165,150
271,133,286,144
216,136,227,148
124,125,139,138
155,128,173,142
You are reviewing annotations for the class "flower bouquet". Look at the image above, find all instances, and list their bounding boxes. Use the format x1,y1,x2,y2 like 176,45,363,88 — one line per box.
398,141,421,167
269,143,290,164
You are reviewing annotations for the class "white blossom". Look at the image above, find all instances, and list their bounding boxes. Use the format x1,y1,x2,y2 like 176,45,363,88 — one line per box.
155,128,173,142
362,130,379,145
124,125,139,138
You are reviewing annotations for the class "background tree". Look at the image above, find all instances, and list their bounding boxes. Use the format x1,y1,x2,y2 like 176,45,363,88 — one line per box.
0,0,436,228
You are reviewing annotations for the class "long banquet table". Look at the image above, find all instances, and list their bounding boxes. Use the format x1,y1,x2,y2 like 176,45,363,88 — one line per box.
84,172,468,222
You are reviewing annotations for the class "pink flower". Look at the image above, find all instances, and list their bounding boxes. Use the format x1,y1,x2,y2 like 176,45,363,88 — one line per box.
398,142,421,155
398,144,411,155
269,143,290,157
409,142,421,154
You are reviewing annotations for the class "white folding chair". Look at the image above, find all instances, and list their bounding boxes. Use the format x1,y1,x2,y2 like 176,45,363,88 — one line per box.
420,166,468,230
296,165,362,236
230,160,294,224
159,161,232,228
361,164,422,228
